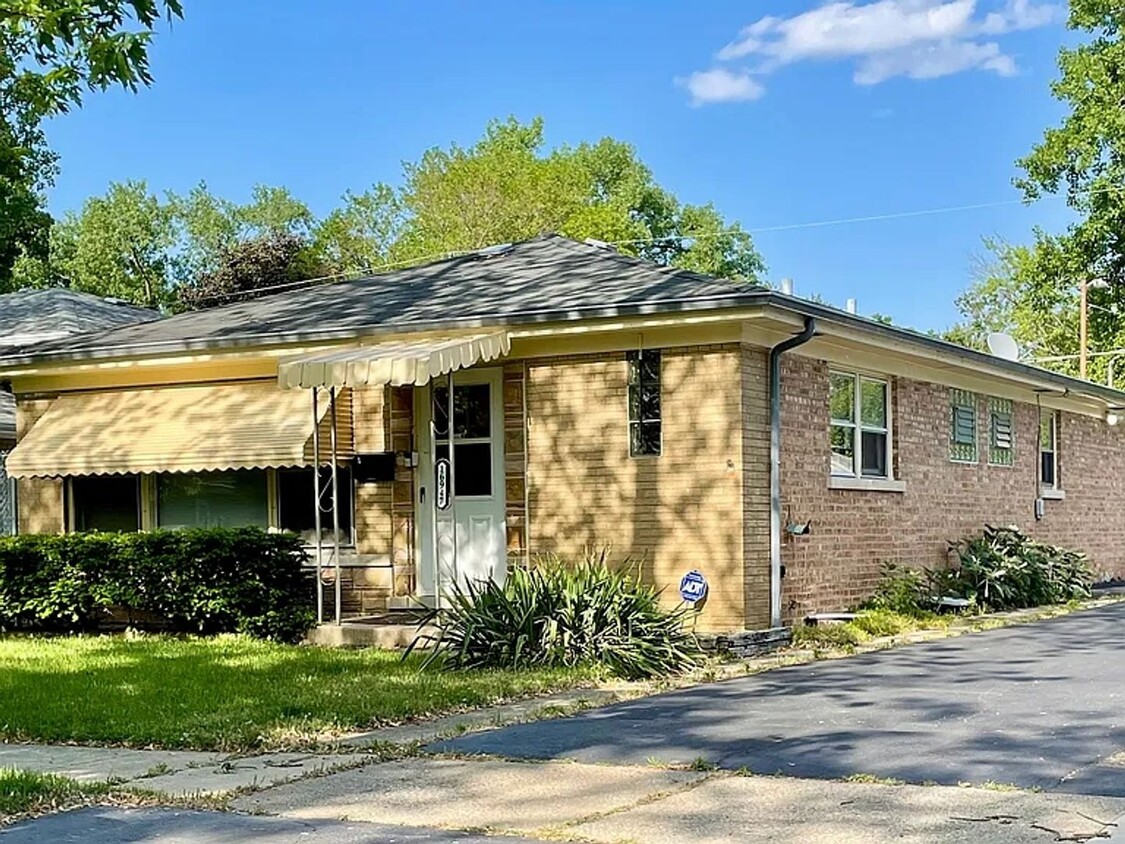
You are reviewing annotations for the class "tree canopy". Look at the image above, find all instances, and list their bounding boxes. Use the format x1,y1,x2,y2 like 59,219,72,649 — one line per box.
0,0,182,288
949,1,1125,380
21,117,765,310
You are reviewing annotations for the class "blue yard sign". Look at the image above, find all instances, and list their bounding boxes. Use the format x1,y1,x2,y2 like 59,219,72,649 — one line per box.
679,570,708,604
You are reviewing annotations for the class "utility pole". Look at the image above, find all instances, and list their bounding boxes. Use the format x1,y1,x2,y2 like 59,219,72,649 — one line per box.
1081,277,1089,381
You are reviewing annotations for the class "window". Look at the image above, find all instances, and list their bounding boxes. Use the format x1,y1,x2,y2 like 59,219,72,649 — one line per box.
278,467,354,545
829,371,890,479
988,397,1014,466
1040,409,1060,489
433,381,493,497
627,349,662,457
949,389,978,463
156,469,269,530
71,475,140,532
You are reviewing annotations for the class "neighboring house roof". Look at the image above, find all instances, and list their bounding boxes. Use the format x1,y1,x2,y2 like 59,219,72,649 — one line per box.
0,288,160,446
0,288,160,351
5,235,764,362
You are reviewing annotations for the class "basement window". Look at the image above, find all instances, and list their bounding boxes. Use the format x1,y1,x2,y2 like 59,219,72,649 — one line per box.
627,349,662,457
829,371,891,479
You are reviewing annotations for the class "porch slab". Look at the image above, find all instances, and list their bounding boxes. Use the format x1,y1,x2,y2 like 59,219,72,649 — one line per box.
305,623,437,649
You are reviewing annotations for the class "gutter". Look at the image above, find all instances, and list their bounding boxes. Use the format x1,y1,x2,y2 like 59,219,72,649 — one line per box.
768,316,817,629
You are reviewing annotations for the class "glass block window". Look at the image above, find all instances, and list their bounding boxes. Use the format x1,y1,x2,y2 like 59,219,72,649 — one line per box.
830,371,891,479
950,389,978,463
627,350,662,457
989,397,1014,466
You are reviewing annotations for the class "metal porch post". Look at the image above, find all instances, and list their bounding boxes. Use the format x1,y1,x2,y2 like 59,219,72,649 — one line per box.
311,388,324,625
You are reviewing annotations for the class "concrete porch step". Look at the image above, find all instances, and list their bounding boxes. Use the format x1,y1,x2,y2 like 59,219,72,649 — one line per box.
306,622,438,649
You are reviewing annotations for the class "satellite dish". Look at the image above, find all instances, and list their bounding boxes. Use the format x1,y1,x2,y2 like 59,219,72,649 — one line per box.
987,332,1021,362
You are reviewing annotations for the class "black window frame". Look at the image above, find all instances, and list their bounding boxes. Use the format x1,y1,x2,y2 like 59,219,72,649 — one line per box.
627,349,662,457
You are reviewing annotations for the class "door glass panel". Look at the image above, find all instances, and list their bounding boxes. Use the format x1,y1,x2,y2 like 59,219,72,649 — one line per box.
433,383,491,440
435,443,492,497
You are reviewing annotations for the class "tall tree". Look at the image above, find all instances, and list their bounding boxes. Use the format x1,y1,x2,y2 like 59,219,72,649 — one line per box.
951,1,1125,377
315,118,764,281
0,0,183,287
176,232,324,310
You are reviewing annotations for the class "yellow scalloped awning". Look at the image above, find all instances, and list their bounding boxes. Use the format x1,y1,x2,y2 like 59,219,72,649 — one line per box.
277,332,511,389
6,381,353,478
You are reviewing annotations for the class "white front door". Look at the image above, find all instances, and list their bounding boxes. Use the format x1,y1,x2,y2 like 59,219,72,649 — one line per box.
416,368,507,598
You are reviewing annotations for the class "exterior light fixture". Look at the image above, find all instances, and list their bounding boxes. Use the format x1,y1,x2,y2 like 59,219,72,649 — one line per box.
1107,410,1121,426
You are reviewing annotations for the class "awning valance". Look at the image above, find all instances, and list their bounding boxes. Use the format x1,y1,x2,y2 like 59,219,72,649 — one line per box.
6,381,353,478
277,332,511,390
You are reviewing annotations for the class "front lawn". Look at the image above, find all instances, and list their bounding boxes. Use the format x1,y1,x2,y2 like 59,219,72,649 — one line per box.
0,635,597,751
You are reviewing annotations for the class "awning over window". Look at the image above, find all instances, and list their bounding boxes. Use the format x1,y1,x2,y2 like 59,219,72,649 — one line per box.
277,332,511,390
6,381,353,478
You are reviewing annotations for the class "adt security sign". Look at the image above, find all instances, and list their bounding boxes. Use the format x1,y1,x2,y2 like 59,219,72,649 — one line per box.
679,570,708,604
434,458,451,511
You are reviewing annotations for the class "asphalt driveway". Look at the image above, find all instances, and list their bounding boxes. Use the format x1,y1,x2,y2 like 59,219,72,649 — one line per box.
435,603,1125,795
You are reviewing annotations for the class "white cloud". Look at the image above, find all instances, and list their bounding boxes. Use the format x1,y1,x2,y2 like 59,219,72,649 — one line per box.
682,0,1061,104
677,68,766,106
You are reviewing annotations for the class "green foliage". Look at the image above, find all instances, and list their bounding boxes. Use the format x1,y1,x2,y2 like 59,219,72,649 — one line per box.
0,1,182,290
939,525,1094,611
861,562,929,616
949,3,1125,374
175,231,326,310
0,528,315,642
416,552,702,680
849,608,916,638
382,117,764,281
0,768,107,818
791,623,868,650
0,636,595,750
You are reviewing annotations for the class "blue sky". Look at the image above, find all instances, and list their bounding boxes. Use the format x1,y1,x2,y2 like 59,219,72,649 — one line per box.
43,0,1076,331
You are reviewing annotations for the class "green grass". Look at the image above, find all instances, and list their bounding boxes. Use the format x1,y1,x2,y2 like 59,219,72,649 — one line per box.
0,769,107,820
0,634,598,751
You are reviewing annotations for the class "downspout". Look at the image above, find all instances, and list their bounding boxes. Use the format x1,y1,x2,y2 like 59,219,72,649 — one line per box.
768,317,817,629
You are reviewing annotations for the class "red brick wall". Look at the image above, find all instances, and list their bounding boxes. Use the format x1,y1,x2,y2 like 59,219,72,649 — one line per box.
773,355,1125,622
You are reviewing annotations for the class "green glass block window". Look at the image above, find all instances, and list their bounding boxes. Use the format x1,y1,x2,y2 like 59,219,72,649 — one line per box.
950,389,977,463
989,397,1014,465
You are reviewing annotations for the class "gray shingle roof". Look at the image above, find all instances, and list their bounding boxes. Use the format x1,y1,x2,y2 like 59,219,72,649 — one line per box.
0,289,159,444
0,288,160,350
6,235,763,364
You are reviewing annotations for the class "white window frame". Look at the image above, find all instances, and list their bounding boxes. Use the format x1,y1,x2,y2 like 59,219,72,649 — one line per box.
829,370,893,481
1040,409,1061,493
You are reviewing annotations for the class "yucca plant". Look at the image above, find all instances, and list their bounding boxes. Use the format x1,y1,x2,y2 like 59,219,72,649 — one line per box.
411,550,702,679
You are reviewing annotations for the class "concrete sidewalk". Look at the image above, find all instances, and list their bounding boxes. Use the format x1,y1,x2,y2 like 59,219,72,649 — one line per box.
233,757,1125,843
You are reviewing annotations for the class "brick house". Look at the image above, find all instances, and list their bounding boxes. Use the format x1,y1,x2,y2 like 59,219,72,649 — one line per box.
1,235,1122,633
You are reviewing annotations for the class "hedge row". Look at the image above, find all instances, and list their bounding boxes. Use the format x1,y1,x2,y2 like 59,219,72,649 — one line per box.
0,528,315,643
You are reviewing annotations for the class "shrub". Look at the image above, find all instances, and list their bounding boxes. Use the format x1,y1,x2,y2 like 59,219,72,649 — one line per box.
860,562,928,616
414,552,702,679
0,528,314,642
943,525,1093,611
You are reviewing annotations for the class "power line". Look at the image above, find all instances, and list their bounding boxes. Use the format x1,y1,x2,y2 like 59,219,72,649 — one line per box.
604,183,1125,247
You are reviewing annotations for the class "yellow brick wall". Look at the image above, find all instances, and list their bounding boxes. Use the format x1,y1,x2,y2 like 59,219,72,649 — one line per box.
741,346,772,629
525,345,746,632
15,398,63,534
